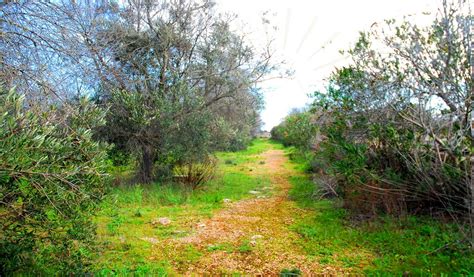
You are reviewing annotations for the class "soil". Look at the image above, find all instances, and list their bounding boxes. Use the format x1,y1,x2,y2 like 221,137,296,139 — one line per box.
151,149,343,275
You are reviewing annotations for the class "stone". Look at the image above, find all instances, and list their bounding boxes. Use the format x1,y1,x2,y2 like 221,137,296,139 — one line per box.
248,190,261,194
223,198,232,203
250,234,263,245
141,237,159,244
151,217,171,226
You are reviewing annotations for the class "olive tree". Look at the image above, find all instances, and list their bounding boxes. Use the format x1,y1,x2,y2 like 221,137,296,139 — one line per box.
1,0,276,184
0,88,109,274
89,0,274,182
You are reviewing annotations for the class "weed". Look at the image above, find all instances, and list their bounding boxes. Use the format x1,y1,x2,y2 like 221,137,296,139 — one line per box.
206,243,233,252
174,245,202,265
106,213,125,235
238,240,252,253
280,268,301,276
134,209,142,217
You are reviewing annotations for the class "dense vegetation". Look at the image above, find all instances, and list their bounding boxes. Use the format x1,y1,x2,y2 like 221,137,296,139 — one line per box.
85,140,474,273
0,0,472,274
0,89,109,273
272,0,473,243
0,0,274,274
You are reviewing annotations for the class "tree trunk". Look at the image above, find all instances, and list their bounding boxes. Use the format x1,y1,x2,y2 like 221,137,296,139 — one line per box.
139,145,155,184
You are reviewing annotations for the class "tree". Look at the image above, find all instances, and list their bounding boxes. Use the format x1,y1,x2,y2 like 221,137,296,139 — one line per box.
305,0,472,228
271,109,317,150
90,0,273,182
0,88,109,274
0,0,276,183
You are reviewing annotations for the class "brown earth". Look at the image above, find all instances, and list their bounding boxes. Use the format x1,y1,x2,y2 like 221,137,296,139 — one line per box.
151,149,344,275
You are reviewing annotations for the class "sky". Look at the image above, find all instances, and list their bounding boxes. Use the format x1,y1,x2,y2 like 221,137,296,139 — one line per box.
216,0,441,131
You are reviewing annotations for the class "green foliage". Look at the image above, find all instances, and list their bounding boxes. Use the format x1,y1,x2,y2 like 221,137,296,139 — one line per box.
310,72,470,214
288,169,474,274
0,88,109,274
306,6,472,214
271,110,317,149
94,140,272,271
237,240,253,253
313,3,472,217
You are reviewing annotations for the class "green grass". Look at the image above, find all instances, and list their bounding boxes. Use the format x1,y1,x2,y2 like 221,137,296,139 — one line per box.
237,240,253,253
206,242,234,252
287,159,474,275
217,138,283,167
93,139,274,273
281,146,314,173
94,138,474,274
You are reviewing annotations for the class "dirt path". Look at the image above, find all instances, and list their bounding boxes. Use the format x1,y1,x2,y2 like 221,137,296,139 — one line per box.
152,148,339,275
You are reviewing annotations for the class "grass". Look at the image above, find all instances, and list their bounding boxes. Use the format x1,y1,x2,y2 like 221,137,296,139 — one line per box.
217,139,283,166
237,240,253,253
93,139,273,273
287,153,474,275
93,138,474,274
206,243,234,252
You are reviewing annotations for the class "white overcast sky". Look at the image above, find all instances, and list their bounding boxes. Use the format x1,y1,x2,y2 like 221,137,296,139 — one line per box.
216,0,442,131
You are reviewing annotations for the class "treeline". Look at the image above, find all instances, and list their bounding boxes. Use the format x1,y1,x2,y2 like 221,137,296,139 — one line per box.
273,1,473,237
0,0,275,274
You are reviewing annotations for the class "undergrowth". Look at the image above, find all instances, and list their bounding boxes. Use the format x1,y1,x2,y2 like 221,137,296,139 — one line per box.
93,139,272,273
93,139,473,274
287,149,474,275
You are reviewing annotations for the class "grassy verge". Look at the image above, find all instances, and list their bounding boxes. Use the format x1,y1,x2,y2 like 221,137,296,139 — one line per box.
93,139,473,274
93,139,273,274
286,150,474,275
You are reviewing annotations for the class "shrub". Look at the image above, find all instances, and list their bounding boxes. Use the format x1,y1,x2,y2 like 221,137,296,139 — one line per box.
172,157,217,190
271,110,317,149
0,88,109,274
302,1,473,223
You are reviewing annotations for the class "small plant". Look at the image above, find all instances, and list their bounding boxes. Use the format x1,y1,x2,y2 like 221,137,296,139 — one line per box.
238,240,252,253
107,214,125,235
134,209,142,217
174,245,202,265
206,243,233,252
280,268,301,276
173,157,217,190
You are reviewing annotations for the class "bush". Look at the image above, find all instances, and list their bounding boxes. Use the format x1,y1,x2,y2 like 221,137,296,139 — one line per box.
0,88,109,274
271,110,317,149
172,157,217,190
300,2,473,223
312,76,470,217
